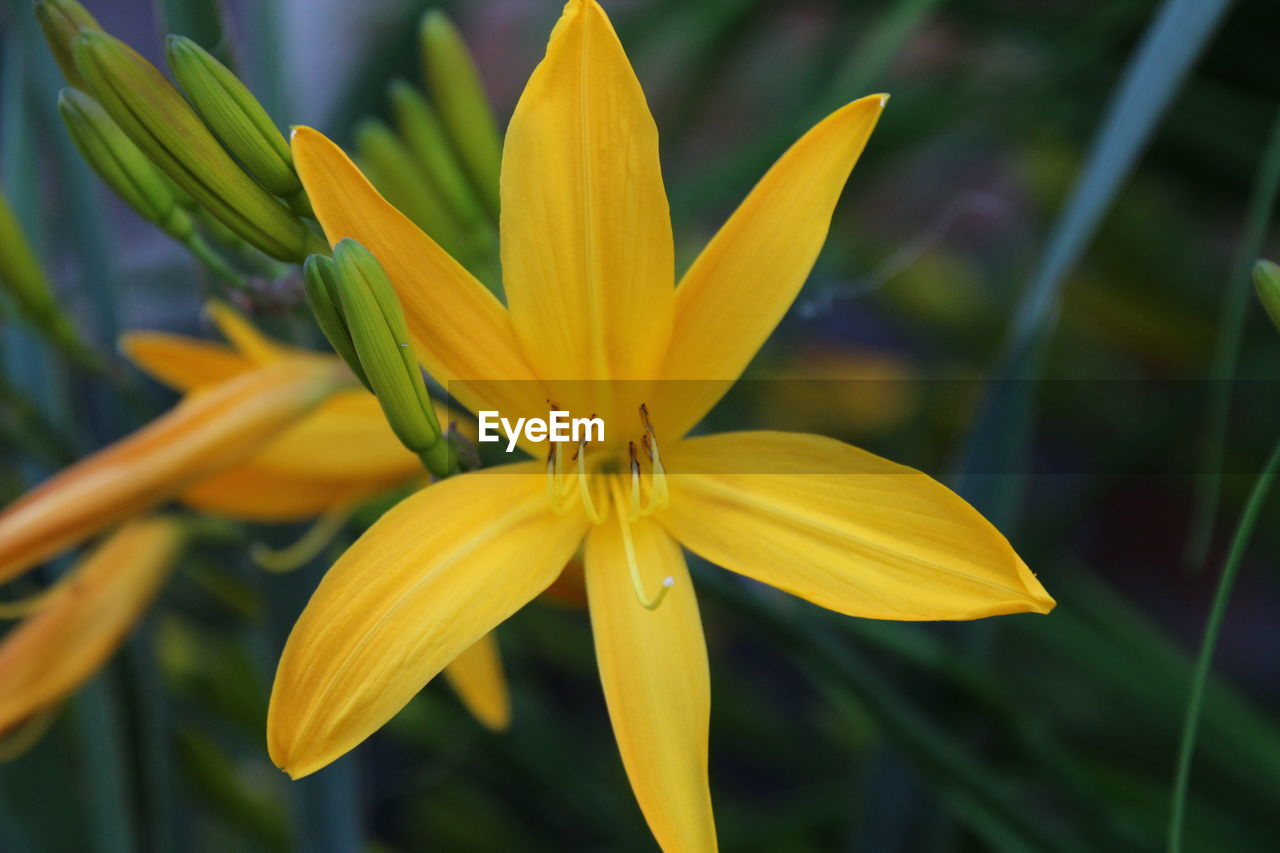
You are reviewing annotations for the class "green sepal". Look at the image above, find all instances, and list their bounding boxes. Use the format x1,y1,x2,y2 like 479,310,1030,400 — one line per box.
302,253,371,391
71,29,321,262
1254,259,1280,334
58,87,193,240
419,9,501,214
165,35,303,200
332,239,442,454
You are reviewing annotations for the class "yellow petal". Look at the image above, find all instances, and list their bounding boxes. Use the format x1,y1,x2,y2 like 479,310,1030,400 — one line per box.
179,465,389,522
292,126,549,423
502,0,673,386
120,332,251,391
244,391,424,481
0,358,345,582
654,95,886,439
0,518,183,734
268,464,586,778
585,511,716,852
205,301,294,363
442,632,511,731
659,432,1054,620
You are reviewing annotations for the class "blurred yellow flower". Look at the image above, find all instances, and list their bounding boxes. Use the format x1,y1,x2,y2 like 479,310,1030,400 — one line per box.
269,2,1054,850
0,304,508,731
0,517,182,736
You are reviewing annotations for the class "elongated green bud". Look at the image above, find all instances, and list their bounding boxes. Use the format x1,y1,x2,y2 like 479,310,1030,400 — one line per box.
1255,259,1280,333
419,10,501,213
165,36,305,203
58,88,194,240
302,254,370,390
34,0,101,89
0,186,95,365
71,30,322,262
353,119,469,259
388,80,489,235
332,240,444,465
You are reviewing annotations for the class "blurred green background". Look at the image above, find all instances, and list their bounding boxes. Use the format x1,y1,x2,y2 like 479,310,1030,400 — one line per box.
2,0,1280,850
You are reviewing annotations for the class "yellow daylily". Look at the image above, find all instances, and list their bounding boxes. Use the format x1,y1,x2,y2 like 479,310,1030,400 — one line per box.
270,1,1054,850
0,518,182,736
0,304,509,730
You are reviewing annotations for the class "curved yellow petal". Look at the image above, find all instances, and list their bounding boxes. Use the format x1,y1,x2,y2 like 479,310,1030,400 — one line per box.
120,332,251,392
653,95,886,440
205,301,294,363
585,511,716,853
268,464,586,778
0,518,183,734
292,126,548,422
442,632,511,731
0,358,346,582
502,0,673,385
659,432,1054,620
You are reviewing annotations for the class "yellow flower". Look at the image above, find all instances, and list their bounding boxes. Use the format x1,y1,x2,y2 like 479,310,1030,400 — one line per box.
270,2,1054,849
0,517,182,736
0,305,509,731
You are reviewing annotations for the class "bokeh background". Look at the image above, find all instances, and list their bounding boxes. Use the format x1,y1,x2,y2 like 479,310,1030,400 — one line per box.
2,0,1280,850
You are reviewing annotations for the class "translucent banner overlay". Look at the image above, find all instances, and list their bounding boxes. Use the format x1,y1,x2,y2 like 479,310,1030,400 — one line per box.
439,379,1280,476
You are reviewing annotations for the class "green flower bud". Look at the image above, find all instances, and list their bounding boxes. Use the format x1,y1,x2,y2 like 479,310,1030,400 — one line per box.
419,10,501,213
353,118,469,259
58,88,193,240
331,239,444,464
387,80,489,237
0,186,94,364
164,36,305,203
71,30,322,262
1255,259,1280,333
34,0,101,89
302,254,370,390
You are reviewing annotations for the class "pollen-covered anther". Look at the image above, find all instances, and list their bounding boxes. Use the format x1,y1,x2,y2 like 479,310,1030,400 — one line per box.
630,404,670,515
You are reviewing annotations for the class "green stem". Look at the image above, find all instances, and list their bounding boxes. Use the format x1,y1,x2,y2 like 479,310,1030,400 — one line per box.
1185,104,1280,570
1168,434,1280,851
182,232,245,286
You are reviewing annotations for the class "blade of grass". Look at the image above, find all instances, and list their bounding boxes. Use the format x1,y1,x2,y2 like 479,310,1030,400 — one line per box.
1168,434,1280,852
1184,104,1280,569
954,0,1235,523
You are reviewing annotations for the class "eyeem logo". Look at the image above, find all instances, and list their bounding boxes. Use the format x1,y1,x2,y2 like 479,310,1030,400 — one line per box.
478,411,605,452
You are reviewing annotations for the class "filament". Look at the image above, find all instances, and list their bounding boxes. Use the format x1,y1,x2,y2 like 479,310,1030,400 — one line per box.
251,499,358,573
577,439,606,524
609,479,673,611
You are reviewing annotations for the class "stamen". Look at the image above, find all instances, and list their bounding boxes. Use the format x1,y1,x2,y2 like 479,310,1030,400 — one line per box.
628,442,642,520
637,404,670,512
609,479,674,611
577,439,606,524
251,500,357,572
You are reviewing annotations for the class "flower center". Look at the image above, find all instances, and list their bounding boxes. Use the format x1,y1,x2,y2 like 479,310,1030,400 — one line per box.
544,403,674,610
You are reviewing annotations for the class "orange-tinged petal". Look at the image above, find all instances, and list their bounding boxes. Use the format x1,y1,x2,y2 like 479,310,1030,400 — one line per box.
442,632,511,731
0,518,183,734
268,464,586,778
205,301,295,363
659,432,1054,620
653,95,886,440
292,126,549,423
243,392,423,481
585,511,716,852
120,332,251,392
179,465,391,522
0,358,346,582
502,0,674,386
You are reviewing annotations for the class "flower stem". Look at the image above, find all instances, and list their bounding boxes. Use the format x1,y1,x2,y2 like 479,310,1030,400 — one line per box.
1184,105,1280,571
1168,434,1280,852
182,231,244,285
